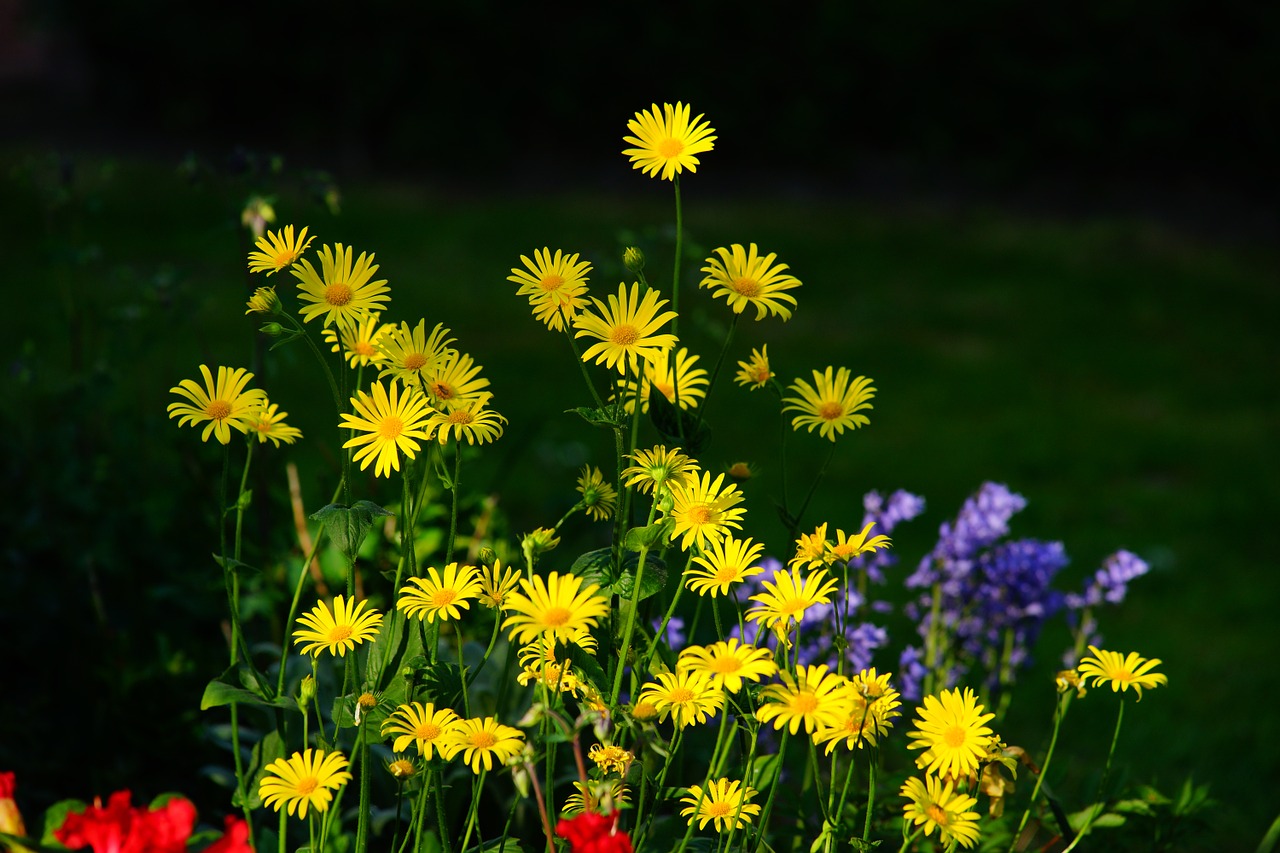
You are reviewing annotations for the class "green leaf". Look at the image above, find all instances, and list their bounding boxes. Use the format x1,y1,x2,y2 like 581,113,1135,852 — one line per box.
570,547,617,588
211,555,261,578
310,500,394,564
622,519,674,552
612,553,668,602
201,665,293,710
567,405,627,430
420,661,465,708
40,799,88,846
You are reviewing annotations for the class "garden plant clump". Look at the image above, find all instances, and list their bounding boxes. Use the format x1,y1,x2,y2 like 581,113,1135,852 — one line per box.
6,102,1210,853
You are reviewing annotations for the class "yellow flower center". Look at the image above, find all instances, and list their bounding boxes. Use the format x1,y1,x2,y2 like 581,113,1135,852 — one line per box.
925,804,950,826
705,801,732,818
658,137,685,158
207,400,232,420
611,324,640,346
777,597,808,616
728,463,752,478
431,382,453,399
415,722,441,740
689,505,714,525
943,725,968,748
358,692,377,708
542,606,572,628
327,625,354,643
355,341,376,357
388,759,415,779
668,687,695,704
1111,668,1135,683
654,382,675,402
709,656,743,674
791,693,819,714
255,420,272,433
296,777,318,796
403,353,427,370
715,566,741,583
539,274,564,292
447,410,473,425
325,283,353,306
379,416,404,440
818,402,844,421
432,589,458,609
731,277,761,297
470,730,498,749
750,366,771,383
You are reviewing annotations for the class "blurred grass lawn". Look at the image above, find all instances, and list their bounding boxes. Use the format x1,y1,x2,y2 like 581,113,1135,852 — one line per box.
5,150,1277,847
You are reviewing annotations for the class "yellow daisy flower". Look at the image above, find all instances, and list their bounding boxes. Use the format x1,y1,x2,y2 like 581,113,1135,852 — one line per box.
755,665,852,735
724,461,759,482
259,749,351,818
381,702,461,759
667,470,747,551
479,559,521,610
829,521,892,563
397,562,482,623
424,392,506,445
745,565,840,643
783,367,876,442
291,242,390,327
421,351,490,411
248,401,302,447
1077,646,1168,700
907,687,997,780
637,669,723,729
339,380,434,478
616,346,709,413
735,346,773,390
245,285,281,315
248,224,314,276
681,778,762,833
322,312,395,368
508,247,592,332
561,780,630,816
700,244,801,321
376,319,457,386
900,775,982,849
813,667,902,752
588,743,634,776
293,595,384,657
622,445,698,496
622,101,716,181
516,658,585,696
167,364,268,445
502,571,609,648
576,465,618,521
685,535,766,598
788,523,831,570
573,282,678,375
677,639,777,694
442,716,526,774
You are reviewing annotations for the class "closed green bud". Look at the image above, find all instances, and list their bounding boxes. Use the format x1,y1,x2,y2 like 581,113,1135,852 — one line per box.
623,246,645,274
259,322,285,337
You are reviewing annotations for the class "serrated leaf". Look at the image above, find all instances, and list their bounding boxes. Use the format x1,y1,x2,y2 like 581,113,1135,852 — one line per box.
622,519,674,552
310,500,394,564
201,665,293,710
420,661,465,708
570,547,616,588
567,405,627,429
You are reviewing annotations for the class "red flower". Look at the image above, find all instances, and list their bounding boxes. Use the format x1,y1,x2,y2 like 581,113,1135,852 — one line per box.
54,790,196,853
555,811,633,853
203,816,253,853
0,771,27,837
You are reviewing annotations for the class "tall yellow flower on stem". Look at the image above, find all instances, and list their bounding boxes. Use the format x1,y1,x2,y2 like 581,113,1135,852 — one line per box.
573,282,678,375
293,595,384,657
248,224,314,276
291,242,391,326
339,380,433,478
443,716,526,774
907,687,997,780
622,102,716,181
576,465,618,521
685,535,765,598
681,778,762,833
622,445,698,496
667,470,747,551
478,559,521,610
900,775,982,849
1077,646,1167,700
734,345,773,389
502,571,609,648
637,669,723,728
616,345,709,413
745,564,839,643
167,364,267,445
381,702,461,759
783,367,876,442
397,562,482,623
700,244,802,321
813,667,902,752
755,665,852,735
322,312,395,368
829,521,892,563
424,392,506,445
421,351,490,410
259,749,351,818
248,401,302,447
376,319,457,386
677,639,777,694
508,247,592,331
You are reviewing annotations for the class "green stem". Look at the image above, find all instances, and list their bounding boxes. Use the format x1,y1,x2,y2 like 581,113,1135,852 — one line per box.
690,312,740,438
1008,692,1072,853
446,440,462,562
789,441,836,541
1061,698,1125,853
563,325,606,410
863,755,876,843
896,826,924,853
434,769,454,853
355,724,370,853
610,500,660,704
751,730,789,853
458,770,486,853
671,175,683,338
640,552,694,675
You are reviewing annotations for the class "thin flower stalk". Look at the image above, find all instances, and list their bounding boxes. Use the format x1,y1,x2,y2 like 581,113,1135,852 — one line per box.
1060,698,1125,853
